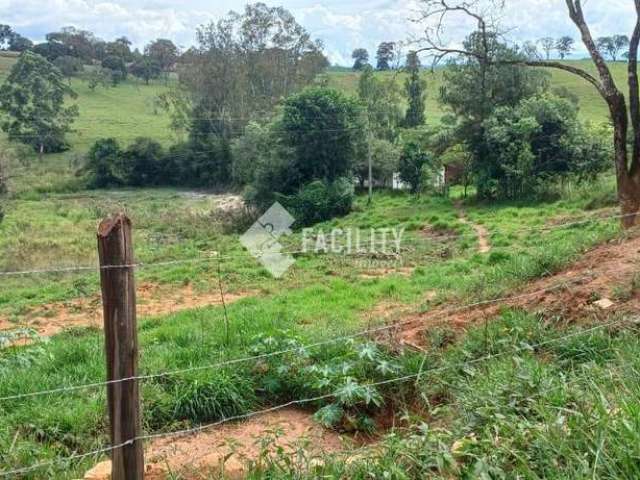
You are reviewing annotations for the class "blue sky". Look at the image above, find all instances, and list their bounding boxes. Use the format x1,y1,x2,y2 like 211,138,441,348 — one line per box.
0,0,635,65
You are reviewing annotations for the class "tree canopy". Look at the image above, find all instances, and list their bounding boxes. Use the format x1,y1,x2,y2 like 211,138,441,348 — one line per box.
0,51,78,153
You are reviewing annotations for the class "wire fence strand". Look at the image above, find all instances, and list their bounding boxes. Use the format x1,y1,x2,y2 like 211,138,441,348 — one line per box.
0,263,627,403
0,314,633,478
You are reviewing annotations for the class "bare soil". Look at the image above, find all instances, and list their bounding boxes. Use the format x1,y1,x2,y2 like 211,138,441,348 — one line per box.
84,408,347,480
0,283,253,338
391,234,640,348
455,202,491,254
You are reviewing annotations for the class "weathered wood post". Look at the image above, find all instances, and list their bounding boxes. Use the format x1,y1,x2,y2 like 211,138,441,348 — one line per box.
97,214,144,480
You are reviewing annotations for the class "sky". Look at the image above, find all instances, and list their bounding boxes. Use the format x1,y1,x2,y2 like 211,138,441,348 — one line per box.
0,0,636,66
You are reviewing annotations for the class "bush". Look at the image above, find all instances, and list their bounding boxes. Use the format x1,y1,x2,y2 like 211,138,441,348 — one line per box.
480,94,611,199
398,142,434,193
123,137,165,186
84,138,125,188
230,122,272,186
281,87,364,184
278,178,354,226
101,55,127,85
354,138,400,188
243,88,364,222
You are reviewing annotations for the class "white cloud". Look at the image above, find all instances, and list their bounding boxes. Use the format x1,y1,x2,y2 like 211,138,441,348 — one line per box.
0,0,635,64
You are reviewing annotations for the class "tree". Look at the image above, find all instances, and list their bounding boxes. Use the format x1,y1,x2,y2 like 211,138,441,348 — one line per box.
145,39,178,74
230,121,272,185
398,141,433,193
404,51,427,127
352,48,370,70
358,65,404,141
0,25,12,50
46,27,96,61
521,41,540,60
245,87,364,212
106,36,133,61
102,55,127,85
123,137,165,186
86,67,111,91
354,138,400,187
482,94,608,199
417,0,640,226
281,88,363,184
556,36,575,59
0,51,79,154
84,138,125,187
129,56,161,85
8,34,32,52
178,3,328,144
438,32,548,198
32,41,70,62
376,42,395,70
597,35,630,61
539,37,556,60
54,55,84,82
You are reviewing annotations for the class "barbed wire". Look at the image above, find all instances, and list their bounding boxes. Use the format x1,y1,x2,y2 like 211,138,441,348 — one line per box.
0,314,632,477
0,208,632,278
0,262,627,403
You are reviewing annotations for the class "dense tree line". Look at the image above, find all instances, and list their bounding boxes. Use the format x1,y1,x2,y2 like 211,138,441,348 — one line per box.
0,23,179,86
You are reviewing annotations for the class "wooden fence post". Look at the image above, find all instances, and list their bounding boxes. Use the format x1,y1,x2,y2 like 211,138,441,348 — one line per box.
97,214,144,480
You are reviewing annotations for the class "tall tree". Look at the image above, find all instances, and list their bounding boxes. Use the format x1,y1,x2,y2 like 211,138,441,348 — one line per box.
106,36,133,61
178,3,328,140
46,27,96,61
0,51,78,154
556,36,575,59
358,65,404,141
129,56,161,85
145,39,178,74
352,48,370,70
417,0,640,227
0,25,13,50
376,41,395,70
539,37,556,60
403,51,427,127
8,34,32,52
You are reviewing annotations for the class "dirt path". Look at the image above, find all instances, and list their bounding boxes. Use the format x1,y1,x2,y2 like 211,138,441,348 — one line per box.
455,202,491,254
84,408,347,480
392,234,640,347
0,283,253,338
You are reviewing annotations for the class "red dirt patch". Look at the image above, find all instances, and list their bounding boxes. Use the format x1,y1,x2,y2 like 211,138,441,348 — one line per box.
389,234,640,348
84,408,346,480
0,283,253,338
455,202,491,254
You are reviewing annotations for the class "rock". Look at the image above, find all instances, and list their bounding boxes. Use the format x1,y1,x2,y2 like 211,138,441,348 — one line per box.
594,298,614,310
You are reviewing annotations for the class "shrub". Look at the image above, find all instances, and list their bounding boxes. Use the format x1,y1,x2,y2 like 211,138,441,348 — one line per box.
479,94,612,199
84,138,125,188
278,178,354,226
398,142,434,193
123,137,165,186
101,55,127,85
230,122,272,186
244,88,364,222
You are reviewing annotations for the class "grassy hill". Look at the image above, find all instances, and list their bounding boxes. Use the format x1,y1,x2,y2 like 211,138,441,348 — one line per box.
325,60,628,125
0,56,625,160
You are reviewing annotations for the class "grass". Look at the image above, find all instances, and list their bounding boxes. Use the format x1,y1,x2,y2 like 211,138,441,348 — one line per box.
0,183,625,478
0,55,636,478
